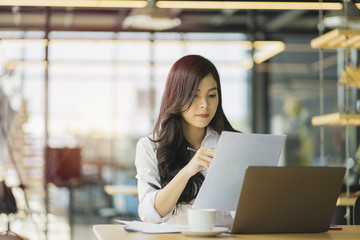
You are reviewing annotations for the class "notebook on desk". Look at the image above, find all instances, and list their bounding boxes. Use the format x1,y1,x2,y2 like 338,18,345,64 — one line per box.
229,166,345,234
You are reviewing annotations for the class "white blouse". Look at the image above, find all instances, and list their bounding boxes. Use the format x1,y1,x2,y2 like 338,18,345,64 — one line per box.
135,127,233,225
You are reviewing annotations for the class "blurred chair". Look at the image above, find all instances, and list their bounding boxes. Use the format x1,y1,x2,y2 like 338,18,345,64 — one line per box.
0,181,28,240
45,147,82,188
354,195,360,225
45,147,82,240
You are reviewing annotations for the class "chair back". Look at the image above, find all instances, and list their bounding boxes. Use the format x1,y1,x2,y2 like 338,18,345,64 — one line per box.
45,147,82,187
354,195,360,225
0,181,17,214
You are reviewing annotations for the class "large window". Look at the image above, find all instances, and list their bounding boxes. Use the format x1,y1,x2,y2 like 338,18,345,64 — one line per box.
0,31,251,176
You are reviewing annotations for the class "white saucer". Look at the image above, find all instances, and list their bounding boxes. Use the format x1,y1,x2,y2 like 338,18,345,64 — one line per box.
178,227,228,237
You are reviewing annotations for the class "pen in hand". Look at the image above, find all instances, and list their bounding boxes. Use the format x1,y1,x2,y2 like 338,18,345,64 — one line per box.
147,147,208,190
187,146,209,173
186,147,198,153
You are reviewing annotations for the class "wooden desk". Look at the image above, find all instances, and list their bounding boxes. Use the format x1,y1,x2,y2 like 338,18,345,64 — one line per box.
93,225,360,240
104,185,138,195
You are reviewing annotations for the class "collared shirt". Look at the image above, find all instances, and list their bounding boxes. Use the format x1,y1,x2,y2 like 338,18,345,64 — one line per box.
135,127,233,225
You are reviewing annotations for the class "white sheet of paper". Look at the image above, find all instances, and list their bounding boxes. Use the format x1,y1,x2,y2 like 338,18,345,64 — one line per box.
115,220,185,233
192,131,286,211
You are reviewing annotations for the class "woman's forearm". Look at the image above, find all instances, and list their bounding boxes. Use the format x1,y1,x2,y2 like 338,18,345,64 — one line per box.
154,168,191,217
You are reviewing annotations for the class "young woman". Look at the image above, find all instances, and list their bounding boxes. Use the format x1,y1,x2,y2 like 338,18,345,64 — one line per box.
135,55,238,225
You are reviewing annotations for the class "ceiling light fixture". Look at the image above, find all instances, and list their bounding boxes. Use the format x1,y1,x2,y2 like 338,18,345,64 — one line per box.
156,1,342,10
123,8,181,31
0,0,148,8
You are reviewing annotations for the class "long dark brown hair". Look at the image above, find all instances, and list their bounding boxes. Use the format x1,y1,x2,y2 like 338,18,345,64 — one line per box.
151,55,236,206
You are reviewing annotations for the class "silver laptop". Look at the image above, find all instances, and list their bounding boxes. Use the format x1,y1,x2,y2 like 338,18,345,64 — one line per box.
230,166,345,234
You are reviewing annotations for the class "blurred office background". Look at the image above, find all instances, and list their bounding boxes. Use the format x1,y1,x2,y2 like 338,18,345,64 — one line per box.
0,1,359,239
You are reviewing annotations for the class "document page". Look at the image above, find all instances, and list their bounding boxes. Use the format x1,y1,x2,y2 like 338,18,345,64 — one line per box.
115,220,185,233
192,131,286,211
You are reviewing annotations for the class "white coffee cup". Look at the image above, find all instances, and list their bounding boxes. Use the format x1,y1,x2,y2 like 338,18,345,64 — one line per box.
188,208,216,231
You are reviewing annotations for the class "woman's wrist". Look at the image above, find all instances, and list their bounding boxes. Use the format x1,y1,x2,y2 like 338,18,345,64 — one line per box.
179,167,193,181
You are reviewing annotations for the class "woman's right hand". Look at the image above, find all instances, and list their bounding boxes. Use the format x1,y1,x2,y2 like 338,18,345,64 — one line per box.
183,147,215,177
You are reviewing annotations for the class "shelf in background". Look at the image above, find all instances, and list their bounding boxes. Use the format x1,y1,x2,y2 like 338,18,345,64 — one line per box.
339,64,360,89
337,192,360,206
312,112,360,126
104,185,138,196
311,29,360,49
